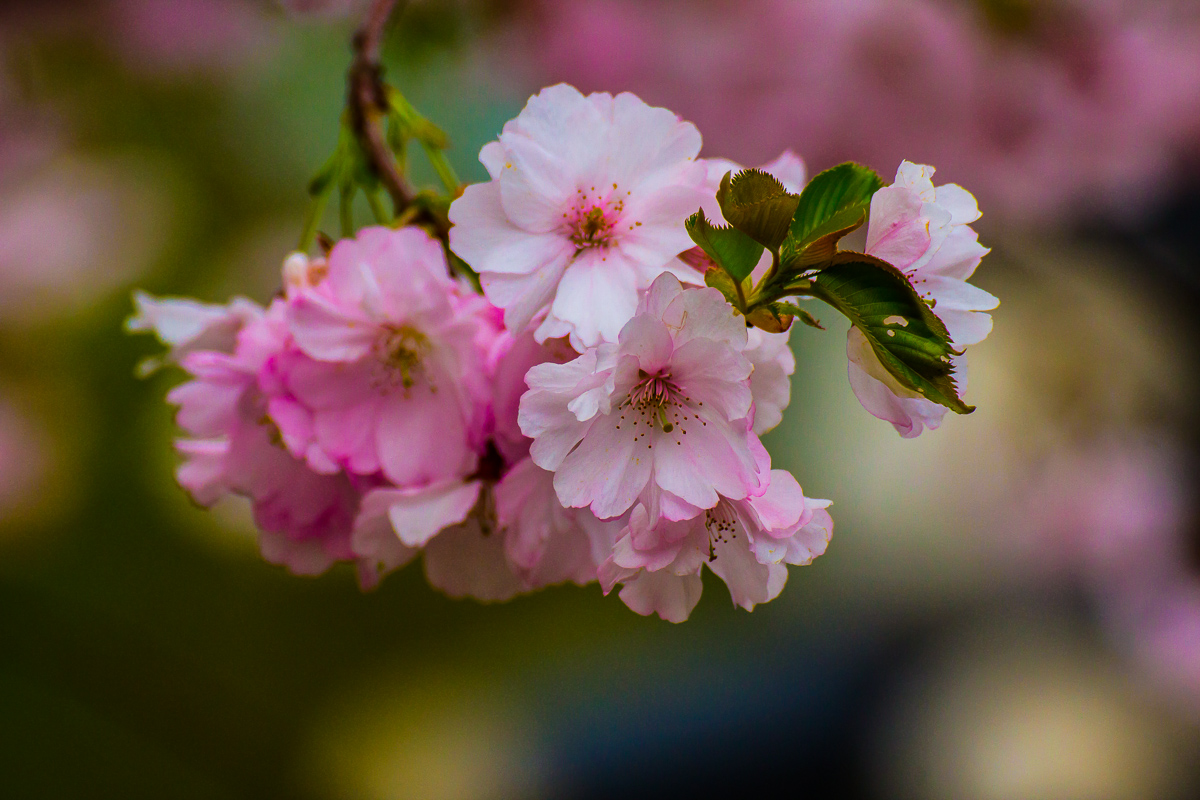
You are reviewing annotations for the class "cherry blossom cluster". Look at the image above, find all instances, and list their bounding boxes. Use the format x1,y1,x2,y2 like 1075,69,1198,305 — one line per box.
130,84,994,621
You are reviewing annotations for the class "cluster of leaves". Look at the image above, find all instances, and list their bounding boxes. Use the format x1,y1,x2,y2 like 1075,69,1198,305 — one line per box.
686,165,971,415
300,87,459,250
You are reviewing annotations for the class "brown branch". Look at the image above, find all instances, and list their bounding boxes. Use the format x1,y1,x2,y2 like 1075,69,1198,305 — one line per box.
348,0,413,213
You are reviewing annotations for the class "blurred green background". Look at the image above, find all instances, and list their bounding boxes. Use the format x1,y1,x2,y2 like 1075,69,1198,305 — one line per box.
2,2,1199,798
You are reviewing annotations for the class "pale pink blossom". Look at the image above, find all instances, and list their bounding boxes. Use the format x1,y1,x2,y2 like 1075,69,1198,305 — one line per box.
599,470,832,622
352,478,487,591
126,291,262,375
282,226,492,485
848,161,996,438
519,272,765,523
493,456,622,589
744,327,795,436
488,330,579,465
165,298,376,582
448,83,710,349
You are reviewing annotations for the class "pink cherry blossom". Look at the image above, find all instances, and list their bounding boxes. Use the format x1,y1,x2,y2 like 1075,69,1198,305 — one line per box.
448,83,711,349
126,291,262,375
493,456,622,589
599,470,832,622
488,330,579,466
519,272,765,523
849,161,997,438
744,327,795,436
165,298,377,582
282,226,493,486
352,326,621,597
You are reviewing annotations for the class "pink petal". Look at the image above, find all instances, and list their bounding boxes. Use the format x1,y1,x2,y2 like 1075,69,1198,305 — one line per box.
617,570,703,622
449,181,574,276
555,412,652,519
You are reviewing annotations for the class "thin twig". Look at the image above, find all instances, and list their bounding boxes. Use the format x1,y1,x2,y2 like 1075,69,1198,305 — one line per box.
348,0,413,213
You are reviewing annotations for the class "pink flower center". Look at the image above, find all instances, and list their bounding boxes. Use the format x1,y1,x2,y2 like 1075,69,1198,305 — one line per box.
704,502,740,561
371,324,429,391
616,369,707,446
563,184,631,250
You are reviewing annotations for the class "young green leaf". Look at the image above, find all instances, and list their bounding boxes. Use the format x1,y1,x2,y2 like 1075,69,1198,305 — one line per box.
776,205,868,277
704,266,747,311
686,210,764,284
715,169,800,251
810,253,973,415
790,163,882,244
771,301,824,330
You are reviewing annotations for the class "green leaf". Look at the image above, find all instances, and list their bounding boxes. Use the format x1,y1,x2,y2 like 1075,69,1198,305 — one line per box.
772,301,824,330
715,169,800,251
782,205,867,271
686,210,764,284
790,163,882,244
704,266,746,311
810,253,973,415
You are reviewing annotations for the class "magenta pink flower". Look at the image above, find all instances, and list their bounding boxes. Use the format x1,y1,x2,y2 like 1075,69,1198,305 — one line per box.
599,470,832,622
848,161,997,438
166,298,375,582
448,84,711,348
283,226,493,486
352,326,620,597
519,272,765,522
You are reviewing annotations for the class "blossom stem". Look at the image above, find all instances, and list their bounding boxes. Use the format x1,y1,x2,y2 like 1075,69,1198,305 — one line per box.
348,0,415,214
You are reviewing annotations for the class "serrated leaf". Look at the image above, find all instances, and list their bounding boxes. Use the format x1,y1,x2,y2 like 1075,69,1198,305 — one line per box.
791,163,882,244
810,253,972,415
715,169,800,251
686,210,764,284
788,206,867,271
704,267,746,310
772,301,824,330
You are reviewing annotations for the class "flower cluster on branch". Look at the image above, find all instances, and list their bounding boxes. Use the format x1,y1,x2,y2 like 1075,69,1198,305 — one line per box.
131,68,993,620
